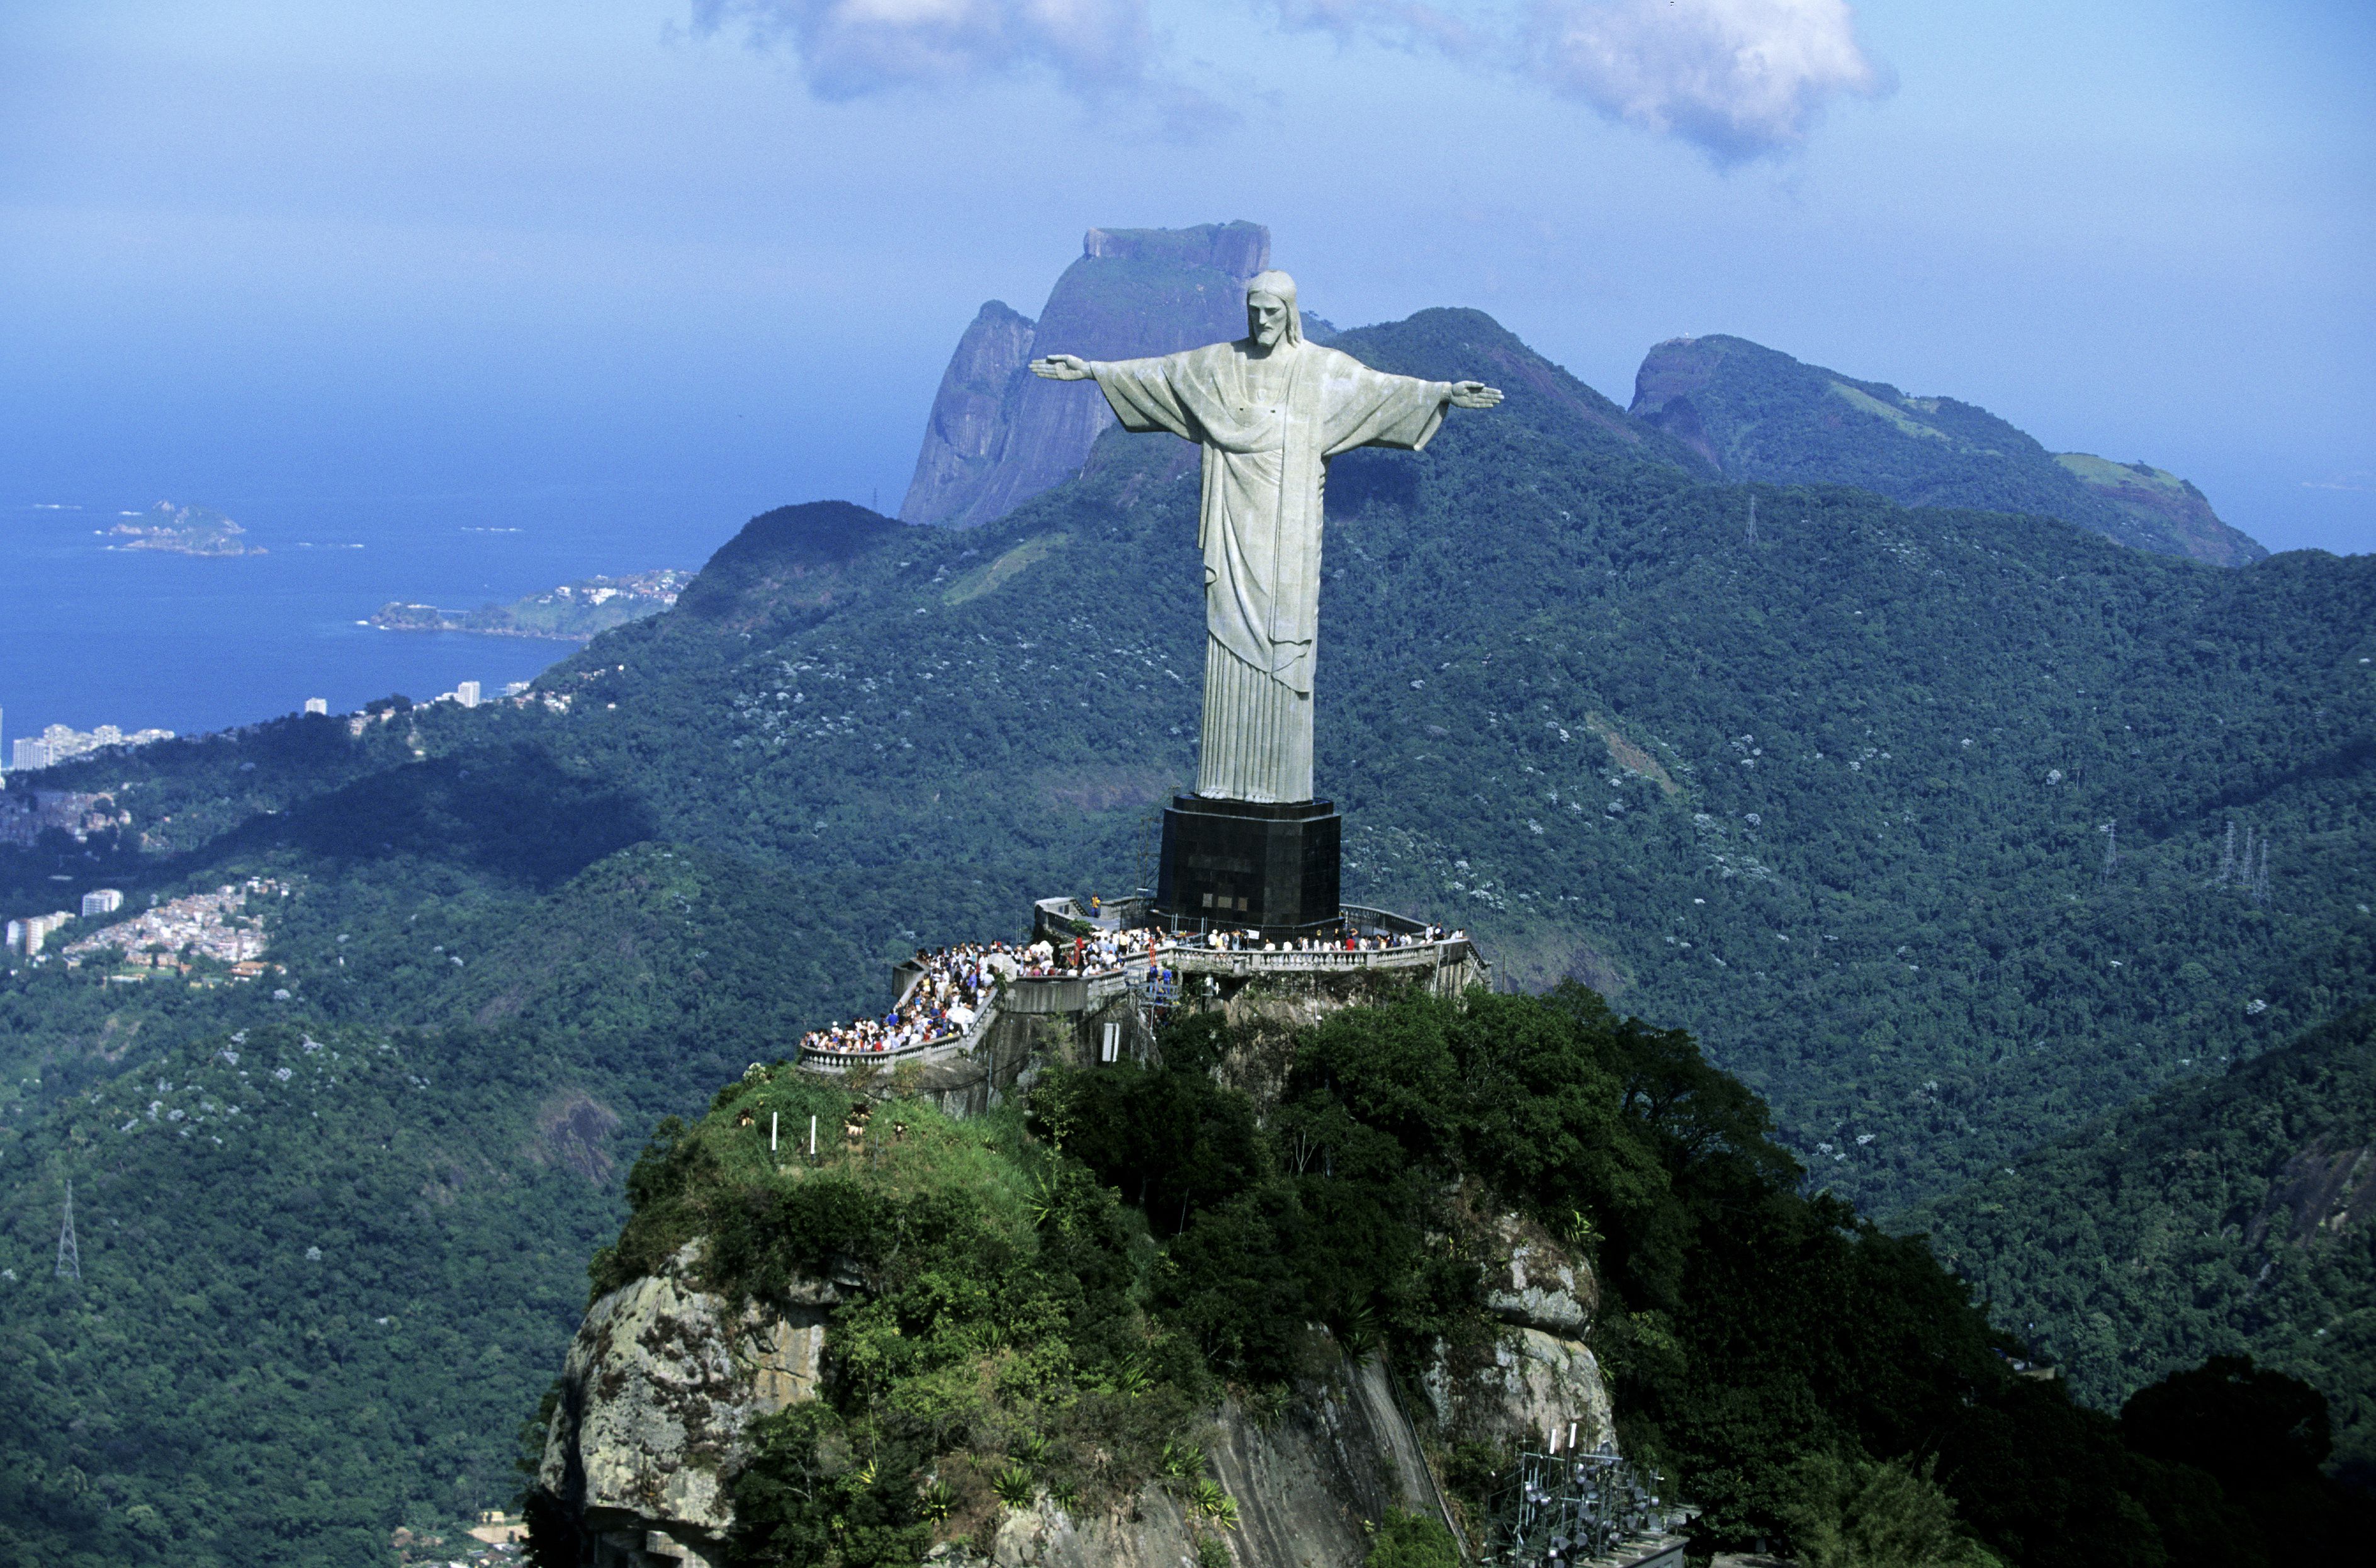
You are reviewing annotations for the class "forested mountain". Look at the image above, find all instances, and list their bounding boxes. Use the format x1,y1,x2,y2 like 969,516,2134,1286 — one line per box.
474,305,2371,1219
1629,333,2266,565
1921,996,2376,1482
1,302,2368,1564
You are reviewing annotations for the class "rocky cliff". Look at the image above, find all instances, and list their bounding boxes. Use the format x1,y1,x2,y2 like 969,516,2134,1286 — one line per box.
535,1241,849,1567
899,222,1271,529
532,1212,1616,1567
1629,333,2266,566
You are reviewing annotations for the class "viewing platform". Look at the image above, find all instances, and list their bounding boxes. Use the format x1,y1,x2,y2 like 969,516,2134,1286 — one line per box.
797,891,1489,1091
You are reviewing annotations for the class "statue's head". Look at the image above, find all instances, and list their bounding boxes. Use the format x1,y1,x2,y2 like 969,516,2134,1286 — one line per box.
1245,270,1302,349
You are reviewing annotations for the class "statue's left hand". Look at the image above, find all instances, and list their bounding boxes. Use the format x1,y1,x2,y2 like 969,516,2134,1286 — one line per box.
1448,381,1503,409
1031,354,1093,381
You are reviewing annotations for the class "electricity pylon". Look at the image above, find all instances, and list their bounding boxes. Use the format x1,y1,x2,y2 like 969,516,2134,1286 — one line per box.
55,1179,81,1282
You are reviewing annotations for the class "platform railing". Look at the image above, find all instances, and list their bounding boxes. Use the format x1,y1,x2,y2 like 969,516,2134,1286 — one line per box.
802,905,1479,1071
1164,942,1453,976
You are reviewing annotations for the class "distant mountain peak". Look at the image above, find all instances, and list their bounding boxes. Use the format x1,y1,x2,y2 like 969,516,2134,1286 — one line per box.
898,222,1273,529
1081,219,1268,274
1629,334,2266,566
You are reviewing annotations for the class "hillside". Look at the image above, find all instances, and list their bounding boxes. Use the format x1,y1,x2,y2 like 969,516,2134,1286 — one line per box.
13,306,2373,1218
531,988,2360,1566
1629,334,2266,565
1921,994,2376,1483
485,305,2372,1217
1,302,2370,1562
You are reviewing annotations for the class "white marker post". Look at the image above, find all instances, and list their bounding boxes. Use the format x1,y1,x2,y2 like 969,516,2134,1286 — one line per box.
808,1114,817,1158
770,1112,779,1153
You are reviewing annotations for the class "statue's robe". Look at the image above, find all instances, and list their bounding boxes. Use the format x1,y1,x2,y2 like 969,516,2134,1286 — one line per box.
1091,339,1451,803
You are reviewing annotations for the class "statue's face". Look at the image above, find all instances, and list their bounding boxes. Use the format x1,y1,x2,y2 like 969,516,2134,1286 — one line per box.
1247,293,1290,347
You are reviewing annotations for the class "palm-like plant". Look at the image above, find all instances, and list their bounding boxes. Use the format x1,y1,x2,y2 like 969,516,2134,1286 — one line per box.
993,1463,1036,1509
1191,1477,1239,1530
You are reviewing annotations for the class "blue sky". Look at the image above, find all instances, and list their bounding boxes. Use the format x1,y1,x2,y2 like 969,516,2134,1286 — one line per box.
4,0,2371,559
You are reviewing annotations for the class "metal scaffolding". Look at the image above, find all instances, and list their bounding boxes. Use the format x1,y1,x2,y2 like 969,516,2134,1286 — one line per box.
1483,1445,1689,1567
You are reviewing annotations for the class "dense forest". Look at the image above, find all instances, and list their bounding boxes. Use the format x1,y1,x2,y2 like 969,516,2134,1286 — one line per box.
1921,996,2376,1483
1,305,2368,1562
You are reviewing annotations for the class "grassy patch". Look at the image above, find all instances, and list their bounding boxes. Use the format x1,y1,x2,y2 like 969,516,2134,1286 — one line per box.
1827,380,1951,443
943,533,1069,605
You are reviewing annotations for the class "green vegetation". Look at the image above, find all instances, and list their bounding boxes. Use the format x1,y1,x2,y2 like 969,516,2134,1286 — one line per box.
0,1019,621,1567
1922,997,2376,1480
545,988,2364,1566
1363,1508,1460,1568
571,1080,1220,1565
1,303,2368,1561
1777,1454,1998,1568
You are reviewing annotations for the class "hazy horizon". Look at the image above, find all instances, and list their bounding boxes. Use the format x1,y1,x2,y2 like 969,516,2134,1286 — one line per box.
4,2,2370,740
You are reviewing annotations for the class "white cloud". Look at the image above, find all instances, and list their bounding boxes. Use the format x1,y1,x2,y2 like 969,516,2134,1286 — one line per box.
1271,1,1487,59
2302,470,2375,493
695,0,1152,98
698,0,1880,158
1528,0,1884,162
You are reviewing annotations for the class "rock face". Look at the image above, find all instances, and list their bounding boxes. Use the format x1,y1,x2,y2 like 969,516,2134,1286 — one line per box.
899,222,1271,529
1482,1210,1597,1336
1426,1212,1617,1454
929,1348,1452,1568
536,1245,840,1567
1629,333,2266,567
534,1251,1522,1568
900,302,1039,530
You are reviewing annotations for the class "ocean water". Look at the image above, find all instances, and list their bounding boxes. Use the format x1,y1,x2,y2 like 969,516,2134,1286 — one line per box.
0,488,763,747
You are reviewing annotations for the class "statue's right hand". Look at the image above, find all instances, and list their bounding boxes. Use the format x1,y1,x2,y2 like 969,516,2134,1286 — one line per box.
1030,354,1092,381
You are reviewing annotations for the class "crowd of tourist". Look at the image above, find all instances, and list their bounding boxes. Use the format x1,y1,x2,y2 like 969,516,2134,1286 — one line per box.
797,942,1015,1057
798,918,1461,1058
1185,923,1459,954
1015,925,1169,978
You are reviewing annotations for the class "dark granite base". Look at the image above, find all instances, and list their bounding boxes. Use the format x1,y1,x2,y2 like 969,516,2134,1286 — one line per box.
1155,795,1342,937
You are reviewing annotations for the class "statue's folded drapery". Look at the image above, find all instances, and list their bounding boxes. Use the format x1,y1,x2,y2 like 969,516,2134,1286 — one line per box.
1091,341,1449,803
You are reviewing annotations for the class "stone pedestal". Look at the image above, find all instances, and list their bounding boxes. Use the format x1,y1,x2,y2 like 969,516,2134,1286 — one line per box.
1155,795,1341,937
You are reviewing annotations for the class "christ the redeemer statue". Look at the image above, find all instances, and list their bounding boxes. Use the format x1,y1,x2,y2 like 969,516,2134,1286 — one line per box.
1032,270,1500,804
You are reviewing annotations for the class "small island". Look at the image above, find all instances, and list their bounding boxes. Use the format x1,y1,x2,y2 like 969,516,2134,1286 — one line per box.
371,568,690,641
105,501,262,556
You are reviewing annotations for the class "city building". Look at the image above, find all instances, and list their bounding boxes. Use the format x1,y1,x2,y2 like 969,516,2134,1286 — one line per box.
82,889,124,918
6,911,76,957
7,723,174,773
304,697,329,716
456,680,481,708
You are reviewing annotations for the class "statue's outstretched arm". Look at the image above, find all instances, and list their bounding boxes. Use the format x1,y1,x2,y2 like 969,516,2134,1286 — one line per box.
1446,380,1503,410
1031,354,1093,381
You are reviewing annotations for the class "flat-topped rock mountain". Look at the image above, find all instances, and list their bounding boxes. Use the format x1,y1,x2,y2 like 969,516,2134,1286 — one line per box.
900,222,1273,529
1628,332,2266,565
